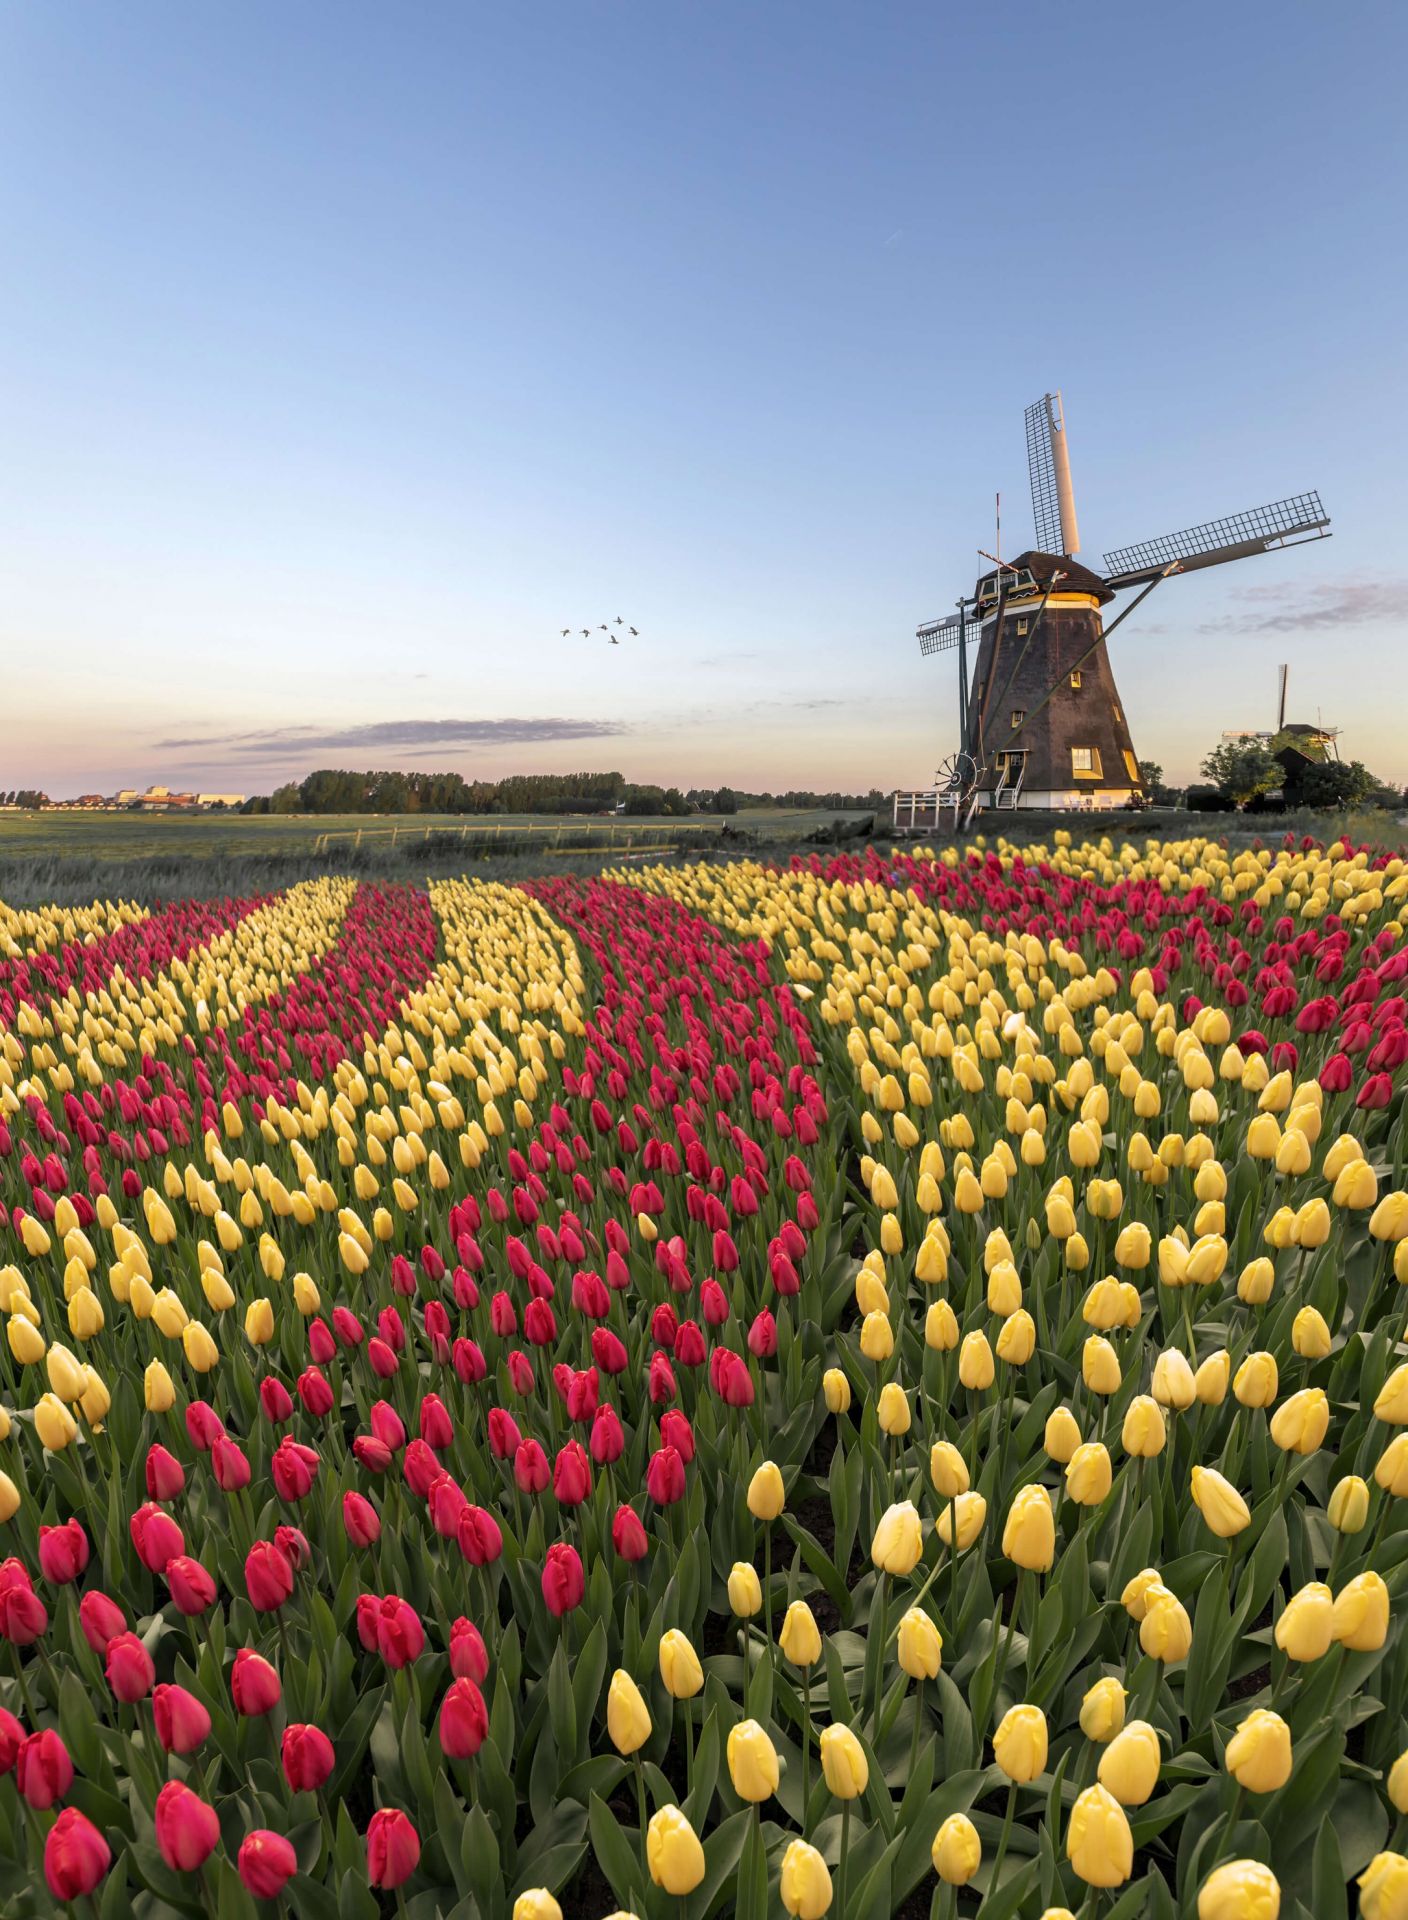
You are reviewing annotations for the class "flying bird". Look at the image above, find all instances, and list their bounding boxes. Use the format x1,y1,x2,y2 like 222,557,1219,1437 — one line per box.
614,616,623,626
629,627,639,636
610,635,619,645
560,628,570,636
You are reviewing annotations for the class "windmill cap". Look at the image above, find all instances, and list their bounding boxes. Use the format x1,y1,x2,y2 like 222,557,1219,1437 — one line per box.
975,549,1115,606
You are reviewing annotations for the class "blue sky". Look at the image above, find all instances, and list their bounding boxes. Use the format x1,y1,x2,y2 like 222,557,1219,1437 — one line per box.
1,2,1403,797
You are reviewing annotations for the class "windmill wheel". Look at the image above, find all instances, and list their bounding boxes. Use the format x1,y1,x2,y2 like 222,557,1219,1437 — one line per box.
938,751,982,798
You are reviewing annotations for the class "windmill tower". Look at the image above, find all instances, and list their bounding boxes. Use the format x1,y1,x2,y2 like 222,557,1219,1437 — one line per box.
900,394,1330,829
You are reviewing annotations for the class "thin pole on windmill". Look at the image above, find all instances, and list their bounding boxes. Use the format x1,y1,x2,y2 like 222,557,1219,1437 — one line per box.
995,492,1001,566
957,595,970,752
1047,392,1080,556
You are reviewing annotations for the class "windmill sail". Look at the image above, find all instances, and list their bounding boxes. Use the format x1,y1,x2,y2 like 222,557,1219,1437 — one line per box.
1025,393,1079,555
1102,493,1329,589
916,613,968,655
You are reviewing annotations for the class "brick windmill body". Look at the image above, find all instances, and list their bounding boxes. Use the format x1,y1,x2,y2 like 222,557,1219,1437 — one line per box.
895,395,1331,831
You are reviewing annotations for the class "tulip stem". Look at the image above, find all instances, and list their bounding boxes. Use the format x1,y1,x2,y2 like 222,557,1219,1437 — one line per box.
909,1676,924,1780
801,1667,812,1836
684,1701,695,1800
839,1798,850,1920
9,1645,36,1721
764,1528,775,1692
632,1750,648,1838
989,1778,1018,1898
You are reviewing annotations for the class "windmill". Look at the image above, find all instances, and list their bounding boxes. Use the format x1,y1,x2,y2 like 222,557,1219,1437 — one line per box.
900,393,1330,831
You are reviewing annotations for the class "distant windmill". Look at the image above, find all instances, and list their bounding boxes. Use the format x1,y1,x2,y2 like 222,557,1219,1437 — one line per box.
901,392,1331,831
1222,662,1341,764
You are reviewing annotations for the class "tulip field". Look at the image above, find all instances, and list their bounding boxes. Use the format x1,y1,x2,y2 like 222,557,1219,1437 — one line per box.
5,836,1408,1920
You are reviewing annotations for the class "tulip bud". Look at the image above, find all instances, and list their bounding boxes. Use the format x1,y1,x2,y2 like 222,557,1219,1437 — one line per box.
936,1491,987,1550
958,1330,995,1391
929,1440,968,1500
1082,1336,1122,1396
993,1703,1048,1782
1224,1708,1292,1793
366,1809,420,1890
728,1563,762,1617
1332,1570,1390,1651
746,1461,786,1521
44,1806,112,1902
1233,1350,1278,1409
1066,1783,1133,1888
780,1839,832,1920
780,1601,822,1669
1151,1349,1195,1410
646,1807,705,1895
1079,1677,1126,1743
1273,1582,1333,1662
1190,1466,1251,1539
819,1723,869,1798
877,1381,912,1435
155,1781,221,1871
658,1629,703,1700
871,1500,924,1575
1097,1718,1161,1806
1196,1859,1281,1920
1002,1484,1055,1571
726,1718,779,1802
925,1299,959,1351
1388,1748,1408,1816
822,1369,851,1414
1361,1850,1408,1920
1066,1442,1113,1507
1194,1348,1230,1406
860,1311,893,1362
1291,1307,1332,1359
1328,1475,1370,1534
931,1812,981,1886
896,1606,942,1680
1043,1406,1082,1464
1120,1395,1166,1458
1140,1589,1193,1662
606,1669,652,1756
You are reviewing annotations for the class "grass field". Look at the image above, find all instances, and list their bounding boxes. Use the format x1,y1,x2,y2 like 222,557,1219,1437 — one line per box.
0,806,874,903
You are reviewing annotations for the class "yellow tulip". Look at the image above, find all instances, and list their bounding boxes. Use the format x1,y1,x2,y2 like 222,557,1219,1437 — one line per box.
646,1807,705,1895
1224,1709,1292,1793
822,1368,851,1415
34,1392,78,1452
1273,1582,1333,1662
779,1840,832,1920
896,1607,942,1680
819,1723,869,1798
1097,1719,1161,1806
606,1669,652,1756
779,1601,822,1668
657,1627,703,1699
1065,1442,1113,1507
1002,1484,1055,1570
871,1500,924,1575
993,1703,1048,1782
1044,1406,1082,1464
1328,1475,1370,1534
1078,1676,1126,1743
1082,1336,1122,1396
1360,1854,1408,1920
935,1491,987,1551
726,1718,779,1802
958,1330,995,1390
1332,1571,1389,1651
1196,1860,1281,1920
929,1440,968,1500
747,1461,786,1521
728,1563,762,1617
1066,1783,1133,1888
1190,1465,1250,1539
931,1812,981,1886
1151,1349,1195,1410
1120,1395,1166,1459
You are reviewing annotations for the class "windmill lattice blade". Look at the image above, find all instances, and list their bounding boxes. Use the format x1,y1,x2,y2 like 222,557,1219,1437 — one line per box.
1024,397,1064,554
917,614,966,656
1103,493,1330,588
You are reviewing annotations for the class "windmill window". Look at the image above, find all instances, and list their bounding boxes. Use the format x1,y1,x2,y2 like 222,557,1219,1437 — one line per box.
1124,750,1141,782
1016,618,1030,636
1010,709,1026,729
1112,703,1122,721
1069,670,1083,689
1072,747,1103,778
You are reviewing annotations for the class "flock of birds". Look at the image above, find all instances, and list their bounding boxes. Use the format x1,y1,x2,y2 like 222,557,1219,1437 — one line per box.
560,617,639,646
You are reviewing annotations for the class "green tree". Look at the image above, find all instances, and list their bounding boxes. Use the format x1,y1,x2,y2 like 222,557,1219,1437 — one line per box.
1282,757,1392,810
1200,740,1281,809
1137,761,1163,791
713,787,739,815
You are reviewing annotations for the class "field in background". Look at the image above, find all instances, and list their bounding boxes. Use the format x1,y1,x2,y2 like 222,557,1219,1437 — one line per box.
0,806,873,903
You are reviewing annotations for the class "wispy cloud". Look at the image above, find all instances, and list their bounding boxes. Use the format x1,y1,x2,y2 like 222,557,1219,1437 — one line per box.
1197,579,1400,636
156,716,630,757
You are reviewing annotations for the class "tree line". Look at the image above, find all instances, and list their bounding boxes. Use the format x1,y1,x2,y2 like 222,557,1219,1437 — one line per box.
240,771,887,817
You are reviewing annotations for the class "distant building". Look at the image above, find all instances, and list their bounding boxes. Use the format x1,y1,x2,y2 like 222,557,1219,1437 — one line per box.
196,792,247,809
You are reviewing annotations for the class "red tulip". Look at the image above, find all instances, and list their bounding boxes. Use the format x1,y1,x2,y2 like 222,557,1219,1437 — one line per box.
332,1307,364,1349
166,1556,218,1617
0,1579,48,1644
419,1393,454,1451
44,1807,111,1900
352,1435,394,1474
448,1616,488,1684
674,1320,707,1366
552,1440,592,1506
105,1630,156,1703
0,1707,23,1774
438,1676,489,1758
144,1445,186,1501
246,1542,295,1612
747,1310,778,1358
375,1596,425,1669
272,1438,319,1502
487,1408,522,1459
274,1524,311,1571
153,1683,212,1754
402,1439,441,1498
130,1502,185,1573
366,1808,420,1889
368,1338,399,1379
590,1327,628,1374
611,1506,649,1562
231,1648,281,1716
427,1474,469,1537
309,1318,337,1365
155,1780,221,1871
212,1434,253,1492
297,1367,335,1417
646,1444,686,1506
343,1491,381,1548
370,1401,406,1452
16,1728,73,1807
506,1349,534,1395
541,1542,585,1616
78,1590,126,1654
259,1376,294,1424
590,1403,624,1465
37,1519,89,1585
184,1401,225,1451
238,1828,297,1899
281,1722,335,1791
